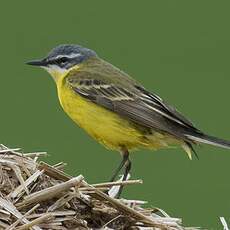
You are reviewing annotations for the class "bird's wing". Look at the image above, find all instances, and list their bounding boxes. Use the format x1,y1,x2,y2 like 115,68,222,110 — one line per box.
66,68,200,139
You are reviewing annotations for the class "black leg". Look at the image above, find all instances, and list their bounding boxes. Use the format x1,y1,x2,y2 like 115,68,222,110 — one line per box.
116,157,132,198
110,149,129,182
123,158,132,182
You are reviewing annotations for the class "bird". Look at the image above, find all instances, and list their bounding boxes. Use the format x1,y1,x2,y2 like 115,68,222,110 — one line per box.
27,44,230,193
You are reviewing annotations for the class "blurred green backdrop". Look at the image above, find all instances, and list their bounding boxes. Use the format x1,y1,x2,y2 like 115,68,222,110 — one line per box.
0,1,230,228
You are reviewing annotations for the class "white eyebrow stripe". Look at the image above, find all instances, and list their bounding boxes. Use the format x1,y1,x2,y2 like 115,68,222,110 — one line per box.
54,53,82,59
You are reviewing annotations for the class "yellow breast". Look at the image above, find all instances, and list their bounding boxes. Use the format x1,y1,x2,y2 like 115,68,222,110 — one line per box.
55,75,180,152
57,80,150,150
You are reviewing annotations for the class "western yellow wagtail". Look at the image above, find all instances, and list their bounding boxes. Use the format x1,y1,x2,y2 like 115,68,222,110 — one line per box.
27,44,230,190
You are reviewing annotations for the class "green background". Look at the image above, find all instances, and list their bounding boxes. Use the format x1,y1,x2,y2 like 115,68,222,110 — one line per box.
0,1,230,228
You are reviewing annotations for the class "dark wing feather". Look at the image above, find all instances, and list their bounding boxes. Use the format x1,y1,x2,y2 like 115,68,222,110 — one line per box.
134,85,197,129
66,71,201,140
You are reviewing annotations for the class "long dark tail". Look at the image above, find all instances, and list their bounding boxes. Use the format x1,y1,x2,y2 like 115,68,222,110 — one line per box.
185,133,230,149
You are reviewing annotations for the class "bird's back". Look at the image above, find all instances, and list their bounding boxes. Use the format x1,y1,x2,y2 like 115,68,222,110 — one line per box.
54,58,188,152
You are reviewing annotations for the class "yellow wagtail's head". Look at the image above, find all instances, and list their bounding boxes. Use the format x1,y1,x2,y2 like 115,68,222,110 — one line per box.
27,44,97,80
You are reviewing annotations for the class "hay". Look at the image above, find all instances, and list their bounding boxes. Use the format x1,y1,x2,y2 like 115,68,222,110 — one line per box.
0,144,200,230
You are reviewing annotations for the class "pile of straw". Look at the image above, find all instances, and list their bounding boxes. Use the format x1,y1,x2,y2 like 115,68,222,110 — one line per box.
0,144,199,230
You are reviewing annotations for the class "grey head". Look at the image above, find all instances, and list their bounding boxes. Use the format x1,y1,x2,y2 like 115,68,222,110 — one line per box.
27,44,97,70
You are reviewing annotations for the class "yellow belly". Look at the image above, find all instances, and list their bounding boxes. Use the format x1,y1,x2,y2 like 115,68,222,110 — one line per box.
57,81,180,151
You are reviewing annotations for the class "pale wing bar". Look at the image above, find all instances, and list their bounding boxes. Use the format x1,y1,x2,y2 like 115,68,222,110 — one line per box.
67,77,201,140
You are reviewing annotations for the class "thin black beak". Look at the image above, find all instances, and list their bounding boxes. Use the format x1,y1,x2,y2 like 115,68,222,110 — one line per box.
26,59,47,67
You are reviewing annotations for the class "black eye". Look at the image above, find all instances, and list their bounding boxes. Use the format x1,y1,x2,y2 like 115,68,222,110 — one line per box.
57,57,69,64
